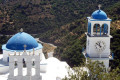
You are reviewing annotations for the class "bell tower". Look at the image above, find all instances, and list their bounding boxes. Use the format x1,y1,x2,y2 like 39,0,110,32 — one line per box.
83,5,113,70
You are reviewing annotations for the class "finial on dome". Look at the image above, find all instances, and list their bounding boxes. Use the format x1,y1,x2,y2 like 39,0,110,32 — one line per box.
24,45,27,52
20,28,23,32
98,4,102,10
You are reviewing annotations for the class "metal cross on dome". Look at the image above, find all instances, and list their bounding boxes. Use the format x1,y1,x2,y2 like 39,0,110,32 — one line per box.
24,44,27,52
98,4,102,10
20,28,23,32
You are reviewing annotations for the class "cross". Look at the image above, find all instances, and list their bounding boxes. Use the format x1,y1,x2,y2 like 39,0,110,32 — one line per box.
33,48,35,55
24,45,27,52
98,4,102,10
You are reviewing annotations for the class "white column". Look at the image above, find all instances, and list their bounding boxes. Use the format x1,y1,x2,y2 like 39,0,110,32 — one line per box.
9,62,14,77
3,50,8,62
18,60,23,76
91,23,94,36
108,22,110,35
27,60,32,76
8,56,14,80
87,20,89,32
35,61,40,76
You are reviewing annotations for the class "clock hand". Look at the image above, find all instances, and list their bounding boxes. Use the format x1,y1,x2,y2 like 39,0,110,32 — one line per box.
98,42,101,48
96,45,99,49
96,43,99,46
96,43,101,48
100,43,103,47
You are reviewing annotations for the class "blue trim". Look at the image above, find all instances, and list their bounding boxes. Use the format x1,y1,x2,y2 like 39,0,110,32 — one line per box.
103,24,105,33
87,17,112,21
109,53,114,60
88,23,89,33
106,25,108,34
103,24,108,34
2,43,43,52
90,19,112,21
88,22,91,34
85,53,89,58
112,53,114,59
84,53,114,60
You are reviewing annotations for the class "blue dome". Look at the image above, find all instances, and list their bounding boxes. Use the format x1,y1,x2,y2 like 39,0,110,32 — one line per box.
6,32,38,50
91,10,107,19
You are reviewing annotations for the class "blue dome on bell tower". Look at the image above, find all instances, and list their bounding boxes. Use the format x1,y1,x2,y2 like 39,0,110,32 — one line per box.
91,10,107,19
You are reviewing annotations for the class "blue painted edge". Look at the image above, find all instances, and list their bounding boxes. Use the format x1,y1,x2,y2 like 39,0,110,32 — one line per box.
87,17,112,21
2,43,43,52
84,53,114,60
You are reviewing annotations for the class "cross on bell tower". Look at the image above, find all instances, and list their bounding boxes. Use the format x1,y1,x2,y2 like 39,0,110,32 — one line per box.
98,4,102,10
20,28,23,32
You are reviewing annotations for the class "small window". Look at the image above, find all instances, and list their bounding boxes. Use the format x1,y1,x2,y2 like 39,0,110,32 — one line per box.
23,58,26,67
7,57,9,62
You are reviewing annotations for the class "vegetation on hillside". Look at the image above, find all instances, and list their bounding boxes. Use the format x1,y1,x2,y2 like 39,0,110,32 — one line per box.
110,29,120,69
0,0,119,34
0,36,9,53
63,60,120,80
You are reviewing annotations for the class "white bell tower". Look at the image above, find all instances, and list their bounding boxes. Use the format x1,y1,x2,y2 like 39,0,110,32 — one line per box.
8,45,41,80
83,5,113,70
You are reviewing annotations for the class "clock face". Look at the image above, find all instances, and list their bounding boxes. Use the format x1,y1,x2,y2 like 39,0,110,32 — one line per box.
95,41,106,52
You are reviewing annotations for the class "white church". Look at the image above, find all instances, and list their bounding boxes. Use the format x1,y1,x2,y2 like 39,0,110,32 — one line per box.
0,29,72,80
0,5,114,80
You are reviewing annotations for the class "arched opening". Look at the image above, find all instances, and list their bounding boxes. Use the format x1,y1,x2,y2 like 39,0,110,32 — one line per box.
14,61,18,76
15,61,17,67
23,58,27,76
93,24,100,36
32,60,36,76
88,22,91,35
102,24,108,35
23,58,26,67
32,58,35,66
32,61,35,66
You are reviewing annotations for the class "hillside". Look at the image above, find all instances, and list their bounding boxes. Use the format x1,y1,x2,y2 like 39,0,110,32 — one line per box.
0,0,119,34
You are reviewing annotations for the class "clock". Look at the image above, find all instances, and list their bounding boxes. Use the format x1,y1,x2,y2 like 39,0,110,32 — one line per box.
95,41,106,52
